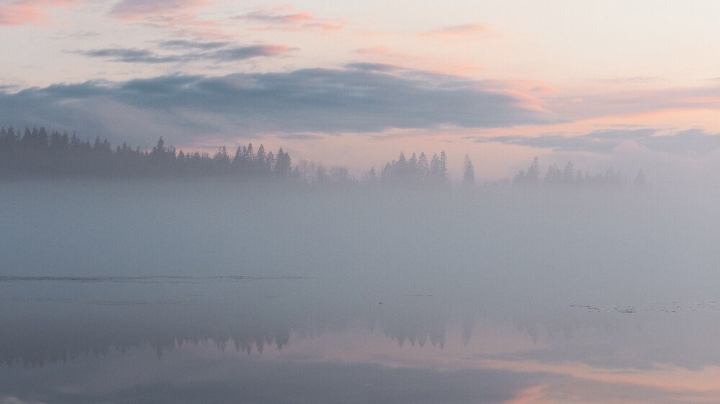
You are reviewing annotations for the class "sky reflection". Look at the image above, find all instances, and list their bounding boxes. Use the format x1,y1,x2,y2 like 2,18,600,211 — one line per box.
2,277,720,404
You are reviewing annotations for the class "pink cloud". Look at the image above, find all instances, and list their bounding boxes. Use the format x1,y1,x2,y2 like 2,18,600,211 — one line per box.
109,0,228,38
109,0,209,20
504,385,549,404
0,0,80,25
239,7,343,33
242,10,314,24
419,24,495,39
553,86,720,121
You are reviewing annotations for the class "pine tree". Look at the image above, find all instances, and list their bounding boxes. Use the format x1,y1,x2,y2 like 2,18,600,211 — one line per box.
526,157,540,185
274,148,292,178
417,152,429,183
255,144,266,174
462,154,475,187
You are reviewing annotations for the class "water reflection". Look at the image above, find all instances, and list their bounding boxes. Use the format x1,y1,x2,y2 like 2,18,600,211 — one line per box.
4,182,720,403
2,277,720,403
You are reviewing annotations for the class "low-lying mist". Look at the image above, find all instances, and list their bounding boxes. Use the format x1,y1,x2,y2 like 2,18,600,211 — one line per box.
4,179,720,371
3,179,718,309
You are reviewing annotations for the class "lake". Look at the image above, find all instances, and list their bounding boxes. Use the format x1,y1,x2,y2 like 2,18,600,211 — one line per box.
2,181,720,403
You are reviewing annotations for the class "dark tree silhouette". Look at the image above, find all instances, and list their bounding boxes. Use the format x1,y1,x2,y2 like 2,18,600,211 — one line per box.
0,126,294,181
0,124,644,191
274,148,292,178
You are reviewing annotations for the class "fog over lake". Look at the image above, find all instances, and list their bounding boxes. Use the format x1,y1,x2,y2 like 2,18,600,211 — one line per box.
6,0,720,402
1,180,720,403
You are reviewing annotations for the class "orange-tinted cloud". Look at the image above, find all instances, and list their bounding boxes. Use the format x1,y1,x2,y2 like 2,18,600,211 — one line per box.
553,86,720,121
243,10,314,24
0,0,80,25
530,85,560,95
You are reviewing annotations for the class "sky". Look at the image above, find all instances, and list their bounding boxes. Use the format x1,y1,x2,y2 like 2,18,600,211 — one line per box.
2,0,720,180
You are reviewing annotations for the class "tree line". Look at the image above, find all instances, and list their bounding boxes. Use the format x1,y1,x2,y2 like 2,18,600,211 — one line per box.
364,151,452,190
0,126,291,179
0,125,645,188
513,157,646,189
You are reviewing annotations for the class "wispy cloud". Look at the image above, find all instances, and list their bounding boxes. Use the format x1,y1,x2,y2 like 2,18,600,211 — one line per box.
476,128,720,155
109,0,206,20
159,39,226,50
345,62,399,73
77,43,295,64
108,0,225,37
238,6,343,32
211,45,292,61
0,0,80,25
80,47,182,64
0,66,550,146
553,86,720,121
242,10,314,24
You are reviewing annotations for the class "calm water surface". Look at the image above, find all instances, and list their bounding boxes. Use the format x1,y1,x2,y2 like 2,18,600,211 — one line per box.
3,181,720,403
2,275,720,404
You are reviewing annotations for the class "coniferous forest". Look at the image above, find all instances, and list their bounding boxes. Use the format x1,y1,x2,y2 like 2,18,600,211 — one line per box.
0,126,291,179
0,125,645,188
